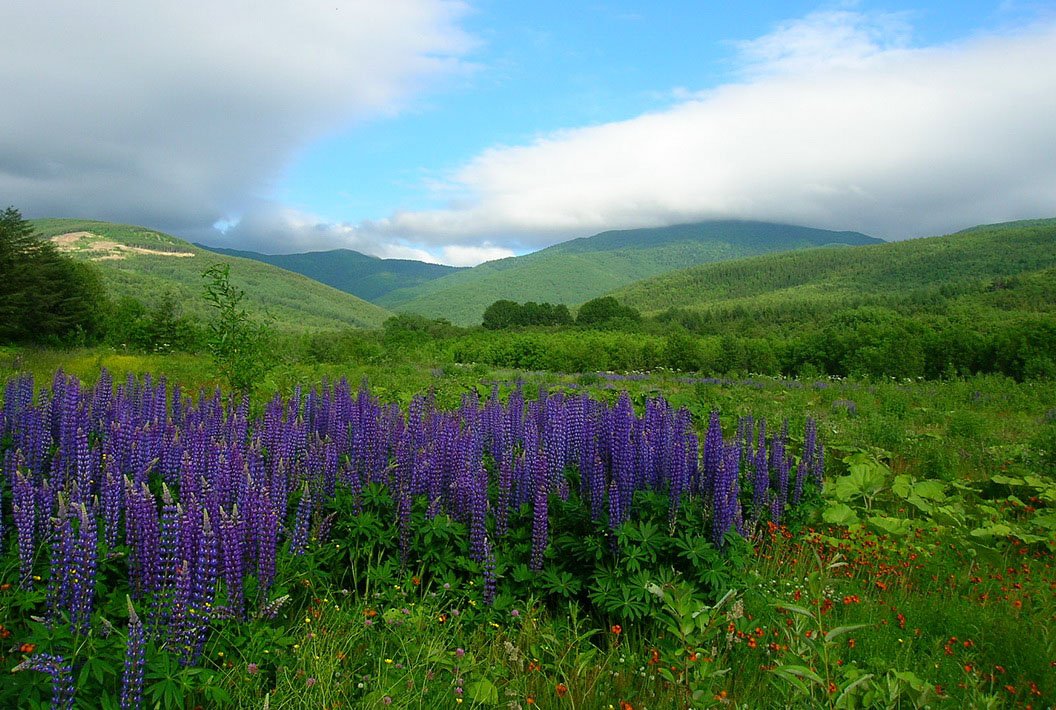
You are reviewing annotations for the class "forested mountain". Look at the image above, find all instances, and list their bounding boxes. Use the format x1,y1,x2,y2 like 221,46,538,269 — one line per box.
196,244,464,302
30,219,393,330
607,219,1056,331
375,220,880,324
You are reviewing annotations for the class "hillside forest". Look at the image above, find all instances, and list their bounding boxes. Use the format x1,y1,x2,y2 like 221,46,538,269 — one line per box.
1,207,1055,710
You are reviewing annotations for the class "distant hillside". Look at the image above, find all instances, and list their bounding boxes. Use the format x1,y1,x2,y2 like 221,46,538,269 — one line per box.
377,221,880,324
607,218,1056,327
196,244,464,302
31,219,393,330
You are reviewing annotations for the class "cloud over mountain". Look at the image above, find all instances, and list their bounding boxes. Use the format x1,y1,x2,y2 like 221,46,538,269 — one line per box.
368,10,1056,251
1,0,472,231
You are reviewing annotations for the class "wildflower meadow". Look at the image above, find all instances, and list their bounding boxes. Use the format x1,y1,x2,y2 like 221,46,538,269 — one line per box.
0,361,1053,709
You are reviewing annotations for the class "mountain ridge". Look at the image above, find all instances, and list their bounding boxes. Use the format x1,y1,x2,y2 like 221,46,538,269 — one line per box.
30,219,393,330
375,220,882,324
195,243,465,303
605,218,1056,324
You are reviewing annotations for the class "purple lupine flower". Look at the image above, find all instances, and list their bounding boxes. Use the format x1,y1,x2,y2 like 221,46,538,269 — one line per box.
186,509,218,664
752,419,769,520
529,450,549,572
255,500,280,597
711,446,736,547
218,505,246,619
157,484,182,636
46,501,74,628
14,652,75,710
468,464,488,562
288,484,312,556
71,502,99,634
803,416,817,471
700,410,723,500
792,459,807,505
495,448,513,537
100,457,123,549
12,469,36,589
121,597,146,710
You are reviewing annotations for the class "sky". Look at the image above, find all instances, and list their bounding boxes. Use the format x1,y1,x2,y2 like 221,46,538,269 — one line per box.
3,1,1055,265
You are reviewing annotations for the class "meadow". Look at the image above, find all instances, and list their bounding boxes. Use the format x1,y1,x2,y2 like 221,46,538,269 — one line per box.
1,346,1053,709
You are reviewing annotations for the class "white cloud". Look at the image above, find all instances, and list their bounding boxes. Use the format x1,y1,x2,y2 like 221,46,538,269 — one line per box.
0,0,472,230
352,10,1056,253
438,243,516,266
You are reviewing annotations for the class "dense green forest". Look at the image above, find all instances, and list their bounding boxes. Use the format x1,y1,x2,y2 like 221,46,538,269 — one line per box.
3,212,1055,383
375,220,881,324
608,219,1056,325
198,243,464,302
30,219,393,330
0,208,106,343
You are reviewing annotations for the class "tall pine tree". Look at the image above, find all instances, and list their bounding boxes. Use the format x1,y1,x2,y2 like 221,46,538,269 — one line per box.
0,207,106,343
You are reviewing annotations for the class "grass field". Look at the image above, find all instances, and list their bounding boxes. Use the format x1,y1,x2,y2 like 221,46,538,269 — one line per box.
1,345,1053,709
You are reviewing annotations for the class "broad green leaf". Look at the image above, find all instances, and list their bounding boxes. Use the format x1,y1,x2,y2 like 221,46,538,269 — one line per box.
771,669,812,695
905,494,933,514
970,523,1013,538
1031,512,1056,529
825,624,869,642
823,503,858,525
913,480,946,501
835,673,875,708
774,603,814,617
867,516,911,536
467,678,498,704
891,475,912,498
776,664,825,684
992,474,1024,485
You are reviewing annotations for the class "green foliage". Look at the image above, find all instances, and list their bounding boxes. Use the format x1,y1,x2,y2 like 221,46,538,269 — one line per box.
103,294,204,353
1,355,1054,708
482,299,574,329
0,207,107,345
202,263,275,393
576,296,641,327
198,243,464,302
378,220,879,325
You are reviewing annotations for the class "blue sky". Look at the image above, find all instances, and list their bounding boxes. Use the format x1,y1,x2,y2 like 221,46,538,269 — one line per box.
279,0,1019,225
4,1,1056,264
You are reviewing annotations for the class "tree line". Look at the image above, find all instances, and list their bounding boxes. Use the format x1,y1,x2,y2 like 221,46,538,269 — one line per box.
0,207,106,343
482,296,640,329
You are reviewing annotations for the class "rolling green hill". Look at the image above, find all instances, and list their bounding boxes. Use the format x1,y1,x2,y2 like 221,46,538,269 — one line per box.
377,221,880,324
607,219,1056,327
195,244,464,302
30,219,393,330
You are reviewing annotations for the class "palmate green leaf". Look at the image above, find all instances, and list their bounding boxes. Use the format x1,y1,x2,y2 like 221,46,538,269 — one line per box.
970,523,1013,538
913,479,946,500
822,503,858,525
467,678,499,704
867,515,911,536
992,474,1025,485
891,474,913,498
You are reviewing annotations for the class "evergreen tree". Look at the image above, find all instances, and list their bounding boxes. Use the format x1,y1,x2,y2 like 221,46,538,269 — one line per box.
0,207,106,343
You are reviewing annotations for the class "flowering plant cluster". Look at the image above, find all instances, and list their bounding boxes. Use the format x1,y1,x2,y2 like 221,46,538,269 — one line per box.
0,369,823,708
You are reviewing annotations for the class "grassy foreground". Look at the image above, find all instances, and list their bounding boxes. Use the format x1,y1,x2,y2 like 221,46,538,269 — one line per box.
0,347,1053,709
